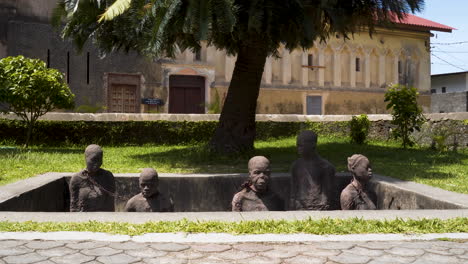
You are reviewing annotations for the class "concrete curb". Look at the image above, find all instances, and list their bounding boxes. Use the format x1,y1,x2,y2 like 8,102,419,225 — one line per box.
0,231,467,243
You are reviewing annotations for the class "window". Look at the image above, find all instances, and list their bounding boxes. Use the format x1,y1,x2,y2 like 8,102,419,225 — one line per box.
307,54,313,66
86,52,90,84
46,49,50,68
398,60,402,74
430,89,436,94
195,50,201,61
66,51,70,84
442,87,446,93
355,58,360,72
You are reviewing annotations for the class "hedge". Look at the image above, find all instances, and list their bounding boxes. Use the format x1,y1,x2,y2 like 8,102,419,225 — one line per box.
0,119,350,146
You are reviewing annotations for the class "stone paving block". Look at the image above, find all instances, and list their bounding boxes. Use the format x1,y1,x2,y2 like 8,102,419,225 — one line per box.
3,252,48,264
171,250,205,260
232,243,273,252
108,242,147,250
436,241,468,249
259,249,299,259
367,255,415,264
97,253,140,264
301,248,341,257
36,246,77,257
151,243,190,252
66,241,109,250
343,246,383,257
82,247,123,256
0,241,26,249
359,242,403,250
143,256,188,264
449,248,465,255
418,252,461,263
50,252,95,264
126,248,167,258
31,261,55,264
328,252,370,264
425,248,453,255
187,258,234,264
317,242,355,250
283,255,326,264
191,244,231,253
385,247,425,257
0,246,33,256
25,241,64,250
215,249,256,260
273,244,317,253
239,255,281,264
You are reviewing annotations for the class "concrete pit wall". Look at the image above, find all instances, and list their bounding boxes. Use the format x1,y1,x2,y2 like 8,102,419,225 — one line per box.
1,173,467,212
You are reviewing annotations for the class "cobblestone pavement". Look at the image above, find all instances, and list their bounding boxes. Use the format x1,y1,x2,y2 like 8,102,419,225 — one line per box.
0,239,467,264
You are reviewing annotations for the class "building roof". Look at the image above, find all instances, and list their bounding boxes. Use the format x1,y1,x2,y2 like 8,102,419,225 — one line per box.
432,71,468,77
391,13,454,33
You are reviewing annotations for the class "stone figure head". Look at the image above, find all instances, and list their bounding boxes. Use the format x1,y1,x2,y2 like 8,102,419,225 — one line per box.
248,156,271,193
347,154,372,182
85,144,103,174
297,130,318,158
139,168,159,198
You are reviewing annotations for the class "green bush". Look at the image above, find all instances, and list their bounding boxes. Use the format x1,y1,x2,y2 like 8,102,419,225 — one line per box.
0,119,350,146
349,114,370,144
384,84,426,148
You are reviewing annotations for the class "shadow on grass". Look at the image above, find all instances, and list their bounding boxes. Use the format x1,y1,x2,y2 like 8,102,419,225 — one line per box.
129,141,467,181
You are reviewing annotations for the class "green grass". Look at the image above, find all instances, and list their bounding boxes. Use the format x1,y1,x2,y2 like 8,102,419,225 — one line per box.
0,218,466,235
0,136,467,193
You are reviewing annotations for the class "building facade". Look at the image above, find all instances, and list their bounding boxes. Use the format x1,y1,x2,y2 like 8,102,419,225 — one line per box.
0,0,453,114
431,71,468,113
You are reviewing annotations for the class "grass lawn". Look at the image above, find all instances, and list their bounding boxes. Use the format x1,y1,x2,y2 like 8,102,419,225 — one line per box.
0,218,467,235
0,135,467,193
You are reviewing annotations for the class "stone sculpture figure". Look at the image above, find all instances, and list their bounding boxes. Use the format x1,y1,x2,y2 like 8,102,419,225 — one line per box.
290,130,338,210
231,156,284,211
340,154,377,210
70,144,116,212
125,168,174,212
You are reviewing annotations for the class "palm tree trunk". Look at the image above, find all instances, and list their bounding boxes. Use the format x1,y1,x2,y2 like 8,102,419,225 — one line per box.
209,41,268,153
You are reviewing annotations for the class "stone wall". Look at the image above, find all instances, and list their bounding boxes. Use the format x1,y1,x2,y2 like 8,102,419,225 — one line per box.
431,91,468,113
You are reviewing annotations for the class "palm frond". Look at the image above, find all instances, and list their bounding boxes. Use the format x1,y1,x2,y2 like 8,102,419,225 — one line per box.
98,0,133,22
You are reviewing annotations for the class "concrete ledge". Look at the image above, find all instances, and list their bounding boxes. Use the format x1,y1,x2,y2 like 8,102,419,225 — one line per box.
1,112,467,122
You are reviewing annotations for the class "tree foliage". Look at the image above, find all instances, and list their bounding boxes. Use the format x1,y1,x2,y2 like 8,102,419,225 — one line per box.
0,56,75,147
384,84,425,149
350,114,370,145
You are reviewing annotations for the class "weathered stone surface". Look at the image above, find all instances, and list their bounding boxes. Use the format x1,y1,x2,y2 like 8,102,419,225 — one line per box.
191,243,231,253
367,255,415,264
66,241,109,249
151,243,190,252
172,250,205,260
318,242,354,250
343,246,383,257
126,248,167,258
143,257,188,264
97,253,140,264
0,246,33,256
108,242,146,250
0,240,26,248
3,253,48,264
385,247,425,257
82,246,122,256
302,249,341,257
240,256,281,264
329,252,370,264
188,259,234,264
425,248,452,255
259,249,298,259
283,255,327,264
50,253,94,264
449,248,465,255
36,247,77,257
274,244,317,253
418,253,461,263
233,243,273,252
25,241,64,249
216,249,256,260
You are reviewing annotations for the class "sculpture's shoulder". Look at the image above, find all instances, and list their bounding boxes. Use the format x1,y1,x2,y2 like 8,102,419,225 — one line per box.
233,189,248,201
156,192,174,211
127,193,143,204
124,193,143,212
98,168,115,180
70,170,86,185
232,189,248,211
340,184,357,210
319,157,335,171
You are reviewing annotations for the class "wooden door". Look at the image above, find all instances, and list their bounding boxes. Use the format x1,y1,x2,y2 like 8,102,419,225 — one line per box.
108,84,139,113
169,75,205,113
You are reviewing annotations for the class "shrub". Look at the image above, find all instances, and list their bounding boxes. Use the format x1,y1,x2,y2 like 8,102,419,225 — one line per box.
0,56,75,147
349,114,370,144
384,84,426,148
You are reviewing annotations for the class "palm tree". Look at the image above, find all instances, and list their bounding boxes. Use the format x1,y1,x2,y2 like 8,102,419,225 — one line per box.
54,0,424,154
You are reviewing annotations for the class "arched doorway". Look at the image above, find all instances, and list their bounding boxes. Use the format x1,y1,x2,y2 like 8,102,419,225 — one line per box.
169,75,205,113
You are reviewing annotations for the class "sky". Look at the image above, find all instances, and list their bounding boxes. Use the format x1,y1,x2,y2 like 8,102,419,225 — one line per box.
417,0,468,75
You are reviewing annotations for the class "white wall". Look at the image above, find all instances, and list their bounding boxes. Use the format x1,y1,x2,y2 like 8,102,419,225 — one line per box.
431,73,468,93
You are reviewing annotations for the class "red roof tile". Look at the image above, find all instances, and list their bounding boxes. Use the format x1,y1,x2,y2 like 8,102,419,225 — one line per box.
390,13,454,32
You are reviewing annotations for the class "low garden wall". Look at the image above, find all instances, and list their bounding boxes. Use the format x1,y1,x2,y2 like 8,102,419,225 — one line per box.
0,112,467,147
